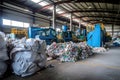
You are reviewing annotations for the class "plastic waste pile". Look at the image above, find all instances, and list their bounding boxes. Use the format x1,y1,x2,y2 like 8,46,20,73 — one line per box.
92,47,107,53
7,38,46,77
47,42,67,58
0,31,9,77
77,42,93,59
113,38,120,47
60,42,81,62
47,42,93,62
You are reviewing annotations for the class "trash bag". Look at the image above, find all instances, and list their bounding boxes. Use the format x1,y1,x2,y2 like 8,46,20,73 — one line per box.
0,61,7,77
0,31,9,61
0,49,9,61
12,50,39,77
8,38,47,77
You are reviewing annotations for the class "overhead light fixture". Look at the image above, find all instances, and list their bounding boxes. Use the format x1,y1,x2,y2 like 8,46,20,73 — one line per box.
57,11,65,14
49,6,53,10
24,9,29,11
38,1,49,6
88,6,92,9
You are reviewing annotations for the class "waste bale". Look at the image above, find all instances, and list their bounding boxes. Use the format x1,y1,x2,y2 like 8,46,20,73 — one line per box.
0,32,9,61
11,50,40,77
0,31,8,77
8,38,47,77
0,61,7,77
25,39,47,68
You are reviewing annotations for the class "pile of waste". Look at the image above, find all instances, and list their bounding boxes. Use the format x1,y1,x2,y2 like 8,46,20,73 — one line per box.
47,42,93,62
0,32,9,77
47,42,67,58
7,38,47,77
92,47,107,53
113,38,120,47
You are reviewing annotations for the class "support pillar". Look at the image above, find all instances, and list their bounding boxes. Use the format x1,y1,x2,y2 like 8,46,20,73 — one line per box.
32,11,35,25
50,20,52,27
52,5,56,29
112,24,114,36
79,20,81,34
70,13,72,31
0,0,3,31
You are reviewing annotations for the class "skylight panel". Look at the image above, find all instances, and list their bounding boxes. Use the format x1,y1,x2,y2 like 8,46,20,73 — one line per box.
31,0,41,3
39,1,49,6
57,10,65,14
48,6,53,10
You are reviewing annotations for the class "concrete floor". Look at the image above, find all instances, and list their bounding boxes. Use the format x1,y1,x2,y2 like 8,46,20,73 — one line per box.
3,47,120,80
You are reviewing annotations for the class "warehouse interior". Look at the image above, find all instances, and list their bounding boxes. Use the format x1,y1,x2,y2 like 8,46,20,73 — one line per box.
0,0,120,80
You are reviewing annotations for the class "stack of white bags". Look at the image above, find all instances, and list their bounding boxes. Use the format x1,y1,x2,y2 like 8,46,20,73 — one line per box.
8,38,47,77
0,32,9,77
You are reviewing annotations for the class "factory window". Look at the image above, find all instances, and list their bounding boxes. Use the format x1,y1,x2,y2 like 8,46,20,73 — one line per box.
23,23,30,28
2,19,30,28
3,19,11,26
11,20,23,27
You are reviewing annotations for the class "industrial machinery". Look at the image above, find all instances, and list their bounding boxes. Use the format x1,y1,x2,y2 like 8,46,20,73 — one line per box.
57,25,78,42
76,29,86,42
87,23,111,47
28,27,57,45
11,28,28,38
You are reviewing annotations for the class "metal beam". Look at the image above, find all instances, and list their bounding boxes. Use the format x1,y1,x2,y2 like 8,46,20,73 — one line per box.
59,9,119,15
85,19,120,22
107,31,120,33
55,0,119,5
74,16,120,20
38,0,119,11
91,21,120,25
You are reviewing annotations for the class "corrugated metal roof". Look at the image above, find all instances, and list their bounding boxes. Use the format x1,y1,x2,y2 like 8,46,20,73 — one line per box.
3,0,120,26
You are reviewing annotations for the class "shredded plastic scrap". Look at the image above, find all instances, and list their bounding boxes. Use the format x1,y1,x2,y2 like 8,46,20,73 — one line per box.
47,42,93,62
